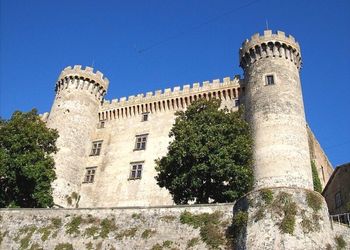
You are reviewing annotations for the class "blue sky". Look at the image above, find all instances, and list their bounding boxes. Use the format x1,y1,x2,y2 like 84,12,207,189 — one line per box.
1,0,349,166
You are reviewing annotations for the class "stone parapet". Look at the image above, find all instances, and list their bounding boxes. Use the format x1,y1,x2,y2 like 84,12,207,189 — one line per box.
240,30,302,70
0,204,234,250
98,76,243,120
102,76,241,109
55,65,109,101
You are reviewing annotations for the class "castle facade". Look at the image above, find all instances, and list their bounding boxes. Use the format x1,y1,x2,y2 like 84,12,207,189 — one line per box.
42,30,333,208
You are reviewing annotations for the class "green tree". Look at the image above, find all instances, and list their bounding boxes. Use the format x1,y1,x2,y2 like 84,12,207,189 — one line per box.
311,160,322,193
0,109,58,207
155,99,253,204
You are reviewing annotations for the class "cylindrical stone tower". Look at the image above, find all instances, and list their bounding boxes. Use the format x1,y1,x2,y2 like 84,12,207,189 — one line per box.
47,65,109,207
240,30,312,190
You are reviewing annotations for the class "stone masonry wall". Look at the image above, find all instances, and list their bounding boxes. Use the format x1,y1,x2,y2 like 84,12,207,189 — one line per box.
0,204,234,250
307,126,334,189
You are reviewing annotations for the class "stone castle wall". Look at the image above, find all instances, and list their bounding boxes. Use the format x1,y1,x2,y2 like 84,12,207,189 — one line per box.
307,126,333,189
50,76,242,208
43,30,333,208
0,204,233,250
1,201,349,250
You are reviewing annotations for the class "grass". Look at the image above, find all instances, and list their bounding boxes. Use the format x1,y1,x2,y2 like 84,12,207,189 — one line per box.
162,240,173,248
54,243,74,250
180,211,225,249
306,191,323,212
335,235,347,250
253,207,265,222
29,242,43,250
141,229,156,239
0,231,3,245
301,215,313,233
65,216,82,235
51,218,62,228
38,226,52,241
85,242,93,250
84,226,99,239
18,226,37,250
187,237,200,248
260,189,273,205
151,243,163,250
116,227,138,240
160,215,177,222
131,213,143,220
100,218,117,238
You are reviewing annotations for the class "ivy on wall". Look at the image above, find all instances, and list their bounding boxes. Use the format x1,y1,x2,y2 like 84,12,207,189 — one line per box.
311,160,322,193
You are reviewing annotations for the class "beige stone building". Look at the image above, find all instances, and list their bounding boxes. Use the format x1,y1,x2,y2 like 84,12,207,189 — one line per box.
41,30,333,208
323,163,350,215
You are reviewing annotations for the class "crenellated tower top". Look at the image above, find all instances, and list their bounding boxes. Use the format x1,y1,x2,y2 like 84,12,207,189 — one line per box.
55,65,109,101
239,30,302,70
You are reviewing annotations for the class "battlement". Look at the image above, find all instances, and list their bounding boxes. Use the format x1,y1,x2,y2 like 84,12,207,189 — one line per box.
239,30,302,70
99,75,244,120
55,65,109,101
58,65,109,90
102,75,241,108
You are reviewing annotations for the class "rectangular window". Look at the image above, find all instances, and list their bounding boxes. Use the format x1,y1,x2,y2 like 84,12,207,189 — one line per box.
98,120,105,129
266,75,275,85
141,112,149,122
134,134,148,150
335,192,342,208
83,167,96,183
129,162,143,180
90,140,103,156
235,99,240,107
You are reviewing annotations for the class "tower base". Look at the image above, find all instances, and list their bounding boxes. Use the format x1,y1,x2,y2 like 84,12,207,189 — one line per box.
231,187,346,250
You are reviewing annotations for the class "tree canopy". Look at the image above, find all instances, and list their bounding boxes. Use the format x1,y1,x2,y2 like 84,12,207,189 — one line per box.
0,109,58,207
155,99,253,204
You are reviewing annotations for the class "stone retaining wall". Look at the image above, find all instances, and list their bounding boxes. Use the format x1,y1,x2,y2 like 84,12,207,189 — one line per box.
0,204,234,250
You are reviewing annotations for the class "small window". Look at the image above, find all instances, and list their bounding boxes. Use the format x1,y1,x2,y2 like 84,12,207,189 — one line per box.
98,120,105,129
90,140,103,156
141,113,149,122
134,134,148,150
335,192,342,208
129,162,143,180
83,167,96,183
266,75,275,85
235,99,240,107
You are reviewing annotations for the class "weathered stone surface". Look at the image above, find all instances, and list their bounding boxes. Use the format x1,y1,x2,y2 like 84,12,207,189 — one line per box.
241,31,312,190
0,204,233,250
232,188,349,250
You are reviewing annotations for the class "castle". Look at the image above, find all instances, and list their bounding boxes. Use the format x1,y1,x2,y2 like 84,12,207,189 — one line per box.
42,30,333,208
3,29,349,250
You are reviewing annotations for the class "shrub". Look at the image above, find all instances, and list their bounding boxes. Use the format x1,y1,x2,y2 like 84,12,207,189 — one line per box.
180,211,225,248
100,218,117,238
335,235,346,250
260,189,273,205
65,216,82,235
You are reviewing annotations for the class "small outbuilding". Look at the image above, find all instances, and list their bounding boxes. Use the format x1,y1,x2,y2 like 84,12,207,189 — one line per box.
322,163,350,215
